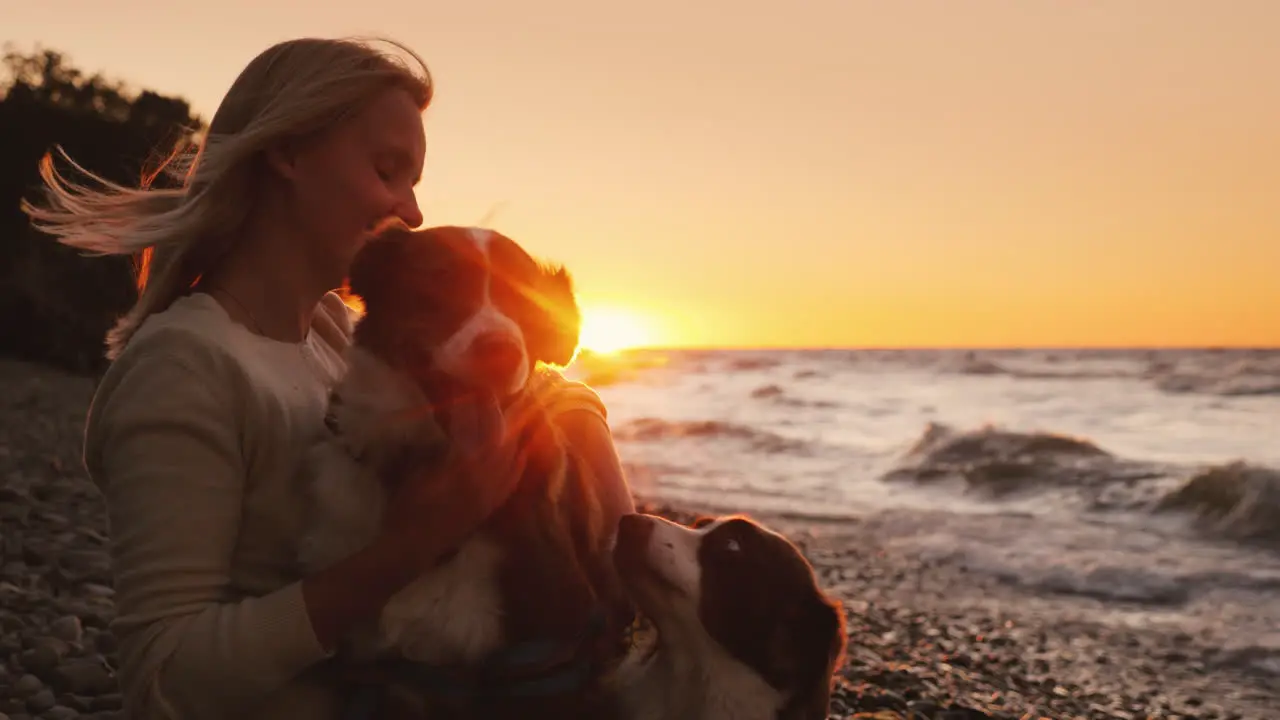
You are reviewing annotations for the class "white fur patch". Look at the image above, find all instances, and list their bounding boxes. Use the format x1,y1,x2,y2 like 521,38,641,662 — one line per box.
381,536,507,664
296,441,384,575
327,346,433,462
432,227,531,395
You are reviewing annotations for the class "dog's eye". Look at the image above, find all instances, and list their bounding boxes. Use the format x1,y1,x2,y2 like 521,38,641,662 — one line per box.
726,539,741,553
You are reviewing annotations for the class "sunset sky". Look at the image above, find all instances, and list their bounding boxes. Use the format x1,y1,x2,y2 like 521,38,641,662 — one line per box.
7,1,1278,349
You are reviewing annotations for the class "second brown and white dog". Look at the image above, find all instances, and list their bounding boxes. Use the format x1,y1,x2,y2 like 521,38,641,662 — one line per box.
606,512,848,720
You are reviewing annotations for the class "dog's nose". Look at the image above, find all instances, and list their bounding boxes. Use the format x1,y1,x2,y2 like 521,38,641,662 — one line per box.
469,332,524,384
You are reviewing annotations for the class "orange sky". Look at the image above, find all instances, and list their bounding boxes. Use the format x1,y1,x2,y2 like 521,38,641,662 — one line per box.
7,1,1279,349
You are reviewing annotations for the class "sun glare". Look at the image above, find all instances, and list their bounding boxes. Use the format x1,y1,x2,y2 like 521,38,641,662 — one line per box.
578,305,656,355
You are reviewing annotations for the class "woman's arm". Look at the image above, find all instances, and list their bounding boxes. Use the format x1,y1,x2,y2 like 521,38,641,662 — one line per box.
86,331,437,719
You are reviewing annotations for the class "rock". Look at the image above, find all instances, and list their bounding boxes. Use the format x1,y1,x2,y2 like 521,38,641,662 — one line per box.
0,504,29,523
25,636,70,657
85,696,119,713
11,676,42,698
906,700,943,716
0,634,23,658
48,618,81,646
24,691,54,714
42,708,79,720
18,643,64,679
77,586,112,601
49,661,114,696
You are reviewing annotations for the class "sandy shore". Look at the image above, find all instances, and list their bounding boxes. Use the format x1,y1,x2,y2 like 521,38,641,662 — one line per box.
1,358,1277,720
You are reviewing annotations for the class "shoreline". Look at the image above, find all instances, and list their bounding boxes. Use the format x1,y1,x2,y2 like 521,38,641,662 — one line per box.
2,358,1278,719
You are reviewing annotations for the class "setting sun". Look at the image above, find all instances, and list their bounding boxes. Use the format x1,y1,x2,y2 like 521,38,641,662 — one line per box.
578,305,657,355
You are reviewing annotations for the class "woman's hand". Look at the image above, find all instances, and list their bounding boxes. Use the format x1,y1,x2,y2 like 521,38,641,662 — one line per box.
378,391,533,571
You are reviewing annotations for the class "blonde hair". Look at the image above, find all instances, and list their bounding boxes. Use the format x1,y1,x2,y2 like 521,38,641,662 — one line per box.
21,36,433,360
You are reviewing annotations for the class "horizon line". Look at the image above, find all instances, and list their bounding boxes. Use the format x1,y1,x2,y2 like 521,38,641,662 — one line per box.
592,343,1280,354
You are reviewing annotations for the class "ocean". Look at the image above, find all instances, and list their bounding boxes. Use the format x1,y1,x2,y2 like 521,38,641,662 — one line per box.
565,347,1280,670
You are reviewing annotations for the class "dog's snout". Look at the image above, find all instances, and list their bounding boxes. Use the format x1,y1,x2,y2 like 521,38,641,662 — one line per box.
618,513,653,543
469,332,524,381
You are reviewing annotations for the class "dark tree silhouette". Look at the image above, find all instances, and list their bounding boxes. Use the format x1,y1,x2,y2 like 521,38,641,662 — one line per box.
0,45,204,375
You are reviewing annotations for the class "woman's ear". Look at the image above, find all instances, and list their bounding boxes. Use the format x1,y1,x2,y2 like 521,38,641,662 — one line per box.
264,138,305,182
528,263,581,367
265,130,331,183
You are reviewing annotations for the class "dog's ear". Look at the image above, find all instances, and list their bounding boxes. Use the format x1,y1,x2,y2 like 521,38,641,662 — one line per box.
347,226,416,313
527,263,580,367
775,594,847,720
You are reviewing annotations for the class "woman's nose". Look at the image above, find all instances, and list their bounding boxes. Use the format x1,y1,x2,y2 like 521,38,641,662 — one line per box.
395,193,424,229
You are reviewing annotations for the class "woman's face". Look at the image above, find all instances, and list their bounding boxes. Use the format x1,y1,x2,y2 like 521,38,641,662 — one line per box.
274,86,427,289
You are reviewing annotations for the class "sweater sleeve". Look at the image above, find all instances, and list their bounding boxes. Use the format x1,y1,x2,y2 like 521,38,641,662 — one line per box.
85,329,332,719
529,367,608,422
529,367,634,522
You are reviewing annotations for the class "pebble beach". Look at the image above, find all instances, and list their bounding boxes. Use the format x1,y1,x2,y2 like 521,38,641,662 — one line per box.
2,358,1278,719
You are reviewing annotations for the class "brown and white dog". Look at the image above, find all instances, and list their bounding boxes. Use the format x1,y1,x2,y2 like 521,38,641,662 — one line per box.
605,512,847,720
299,225,847,719
299,224,630,718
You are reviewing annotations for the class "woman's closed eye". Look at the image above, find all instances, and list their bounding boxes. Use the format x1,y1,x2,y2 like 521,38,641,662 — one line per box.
374,148,420,186
375,158,399,183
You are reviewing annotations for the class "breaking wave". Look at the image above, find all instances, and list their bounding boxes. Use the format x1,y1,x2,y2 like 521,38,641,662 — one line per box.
880,422,1164,498
1155,462,1280,548
611,417,809,454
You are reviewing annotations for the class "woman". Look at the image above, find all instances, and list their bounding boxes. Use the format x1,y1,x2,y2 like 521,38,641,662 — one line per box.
23,36,635,719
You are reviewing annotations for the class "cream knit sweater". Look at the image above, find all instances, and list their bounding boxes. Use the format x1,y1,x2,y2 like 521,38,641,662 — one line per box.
84,290,362,719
